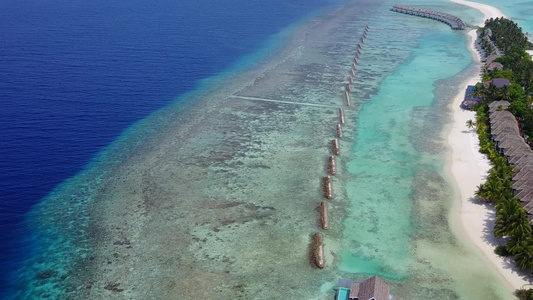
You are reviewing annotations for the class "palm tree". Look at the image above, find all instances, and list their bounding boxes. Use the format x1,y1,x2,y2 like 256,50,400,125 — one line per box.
498,85,513,101
495,198,532,237
466,119,476,129
475,177,506,203
514,244,533,271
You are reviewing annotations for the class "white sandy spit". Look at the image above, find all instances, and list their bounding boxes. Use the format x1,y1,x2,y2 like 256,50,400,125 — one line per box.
447,0,532,291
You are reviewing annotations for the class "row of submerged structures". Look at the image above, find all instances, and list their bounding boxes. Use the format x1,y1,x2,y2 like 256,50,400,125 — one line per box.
308,24,397,300
488,101,533,222
333,26,395,300
310,25,370,270
391,4,468,30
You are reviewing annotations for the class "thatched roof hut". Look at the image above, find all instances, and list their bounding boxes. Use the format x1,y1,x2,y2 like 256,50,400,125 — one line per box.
510,152,533,166
488,62,504,72
506,146,531,158
487,101,533,224
489,100,510,112
513,166,533,182
499,139,527,153
485,53,500,65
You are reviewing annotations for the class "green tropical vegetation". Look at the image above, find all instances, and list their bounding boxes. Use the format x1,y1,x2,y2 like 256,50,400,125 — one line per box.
480,18,533,143
516,288,533,300
470,19,533,296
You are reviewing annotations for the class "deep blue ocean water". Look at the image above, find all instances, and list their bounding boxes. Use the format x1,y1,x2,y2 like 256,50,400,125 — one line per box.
0,0,338,296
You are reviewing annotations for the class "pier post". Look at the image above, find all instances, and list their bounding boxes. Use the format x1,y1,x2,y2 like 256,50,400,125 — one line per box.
344,91,351,106
327,155,336,175
319,201,329,230
337,124,343,138
349,76,353,84
339,108,345,124
345,83,351,92
323,176,333,199
311,233,324,269
331,138,340,155
354,58,359,65
351,69,355,77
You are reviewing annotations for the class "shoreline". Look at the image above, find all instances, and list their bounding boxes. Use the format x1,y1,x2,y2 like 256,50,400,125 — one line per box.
447,0,532,291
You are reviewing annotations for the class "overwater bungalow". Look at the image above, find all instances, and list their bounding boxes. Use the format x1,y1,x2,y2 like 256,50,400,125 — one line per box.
337,276,393,300
391,4,466,30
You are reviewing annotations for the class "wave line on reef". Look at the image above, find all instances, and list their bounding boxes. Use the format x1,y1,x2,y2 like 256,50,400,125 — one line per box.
232,95,339,108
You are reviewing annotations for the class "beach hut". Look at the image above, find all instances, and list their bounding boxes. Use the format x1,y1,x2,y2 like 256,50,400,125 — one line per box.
485,53,501,65
488,100,510,112
487,62,504,72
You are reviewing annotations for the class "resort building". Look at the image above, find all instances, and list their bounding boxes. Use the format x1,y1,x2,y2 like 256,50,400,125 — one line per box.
488,101,533,223
484,78,510,89
481,28,504,57
460,85,483,110
337,276,393,300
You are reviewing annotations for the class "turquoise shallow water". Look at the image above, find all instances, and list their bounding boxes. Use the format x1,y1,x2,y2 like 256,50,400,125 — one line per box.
338,0,513,298
341,30,472,278
12,0,517,298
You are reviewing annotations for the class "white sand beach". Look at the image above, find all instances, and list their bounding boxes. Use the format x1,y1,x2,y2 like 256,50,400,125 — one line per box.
448,0,532,290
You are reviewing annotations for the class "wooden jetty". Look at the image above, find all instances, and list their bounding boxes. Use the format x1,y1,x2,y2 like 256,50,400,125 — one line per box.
331,139,340,155
311,232,324,268
323,176,333,199
391,4,467,30
327,155,337,175
319,201,329,230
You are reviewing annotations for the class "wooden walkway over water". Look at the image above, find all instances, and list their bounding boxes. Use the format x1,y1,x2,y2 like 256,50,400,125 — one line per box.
391,4,467,30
